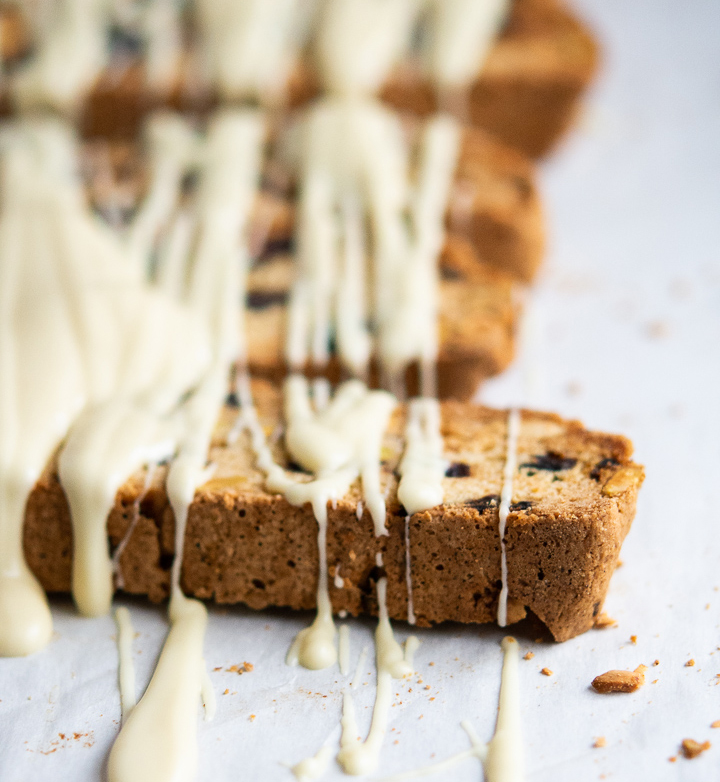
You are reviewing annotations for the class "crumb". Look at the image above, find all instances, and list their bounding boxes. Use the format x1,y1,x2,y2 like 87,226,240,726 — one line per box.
592,665,647,693
629,635,637,645
541,668,553,677
706,604,711,610
668,756,677,763
523,652,535,661
566,381,582,397
424,685,431,690
616,560,623,568
213,667,222,672
645,320,669,339
711,721,720,729
593,737,606,748
651,679,658,684
534,638,543,643
223,689,229,695
685,659,695,667
394,740,399,745
681,739,710,759
429,697,435,701
227,662,254,674
652,660,659,666
249,714,256,722
428,662,434,666
593,613,617,629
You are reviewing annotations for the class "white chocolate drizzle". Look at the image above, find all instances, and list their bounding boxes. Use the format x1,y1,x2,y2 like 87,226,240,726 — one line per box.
195,0,318,105
379,114,460,390
107,109,264,782
313,0,509,98
398,398,446,516
285,98,460,390
383,637,523,782
114,606,137,724
421,0,511,89
291,744,334,782
497,409,520,627
314,0,418,97
338,576,416,776
280,374,395,669
398,398,446,625
0,117,205,656
484,636,524,782
12,0,108,113
338,624,351,676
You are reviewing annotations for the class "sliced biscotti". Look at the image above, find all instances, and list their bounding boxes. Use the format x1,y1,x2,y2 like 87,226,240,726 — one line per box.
0,0,596,159
245,252,518,401
82,121,544,284
23,380,643,642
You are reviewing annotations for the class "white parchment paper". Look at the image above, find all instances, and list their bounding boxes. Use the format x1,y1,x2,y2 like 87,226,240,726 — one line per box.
1,1,719,779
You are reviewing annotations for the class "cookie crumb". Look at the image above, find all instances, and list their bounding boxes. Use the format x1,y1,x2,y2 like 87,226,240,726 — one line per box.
681,739,710,759
523,652,535,660
652,660,659,666
593,612,617,629
592,665,647,693
685,659,695,667
629,635,637,645
668,756,677,763
249,714,256,722
646,320,669,339
541,668,553,677
711,721,720,729
227,661,254,674
593,737,606,748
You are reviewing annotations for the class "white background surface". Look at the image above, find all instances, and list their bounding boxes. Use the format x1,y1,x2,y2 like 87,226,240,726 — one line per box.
1,1,720,779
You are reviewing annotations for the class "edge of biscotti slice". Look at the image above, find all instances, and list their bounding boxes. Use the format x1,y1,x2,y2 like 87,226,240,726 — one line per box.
24,380,643,643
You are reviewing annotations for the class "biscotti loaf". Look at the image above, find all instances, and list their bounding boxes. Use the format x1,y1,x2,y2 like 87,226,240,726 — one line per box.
24,379,643,643
1,0,597,158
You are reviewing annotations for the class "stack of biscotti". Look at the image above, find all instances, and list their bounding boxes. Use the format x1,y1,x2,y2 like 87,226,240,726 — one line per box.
24,379,643,643
0,0,597,157
82,121,544,400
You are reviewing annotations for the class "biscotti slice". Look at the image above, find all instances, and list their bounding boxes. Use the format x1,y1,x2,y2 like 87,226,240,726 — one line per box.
0,0,596,159
23,379,643,643
244,252,518,401
81,120,544,284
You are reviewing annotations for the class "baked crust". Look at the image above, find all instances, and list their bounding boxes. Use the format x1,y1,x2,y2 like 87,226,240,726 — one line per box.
24,380,642,643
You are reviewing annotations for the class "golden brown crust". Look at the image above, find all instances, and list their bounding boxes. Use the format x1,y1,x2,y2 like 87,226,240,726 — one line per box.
24,381,643,643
